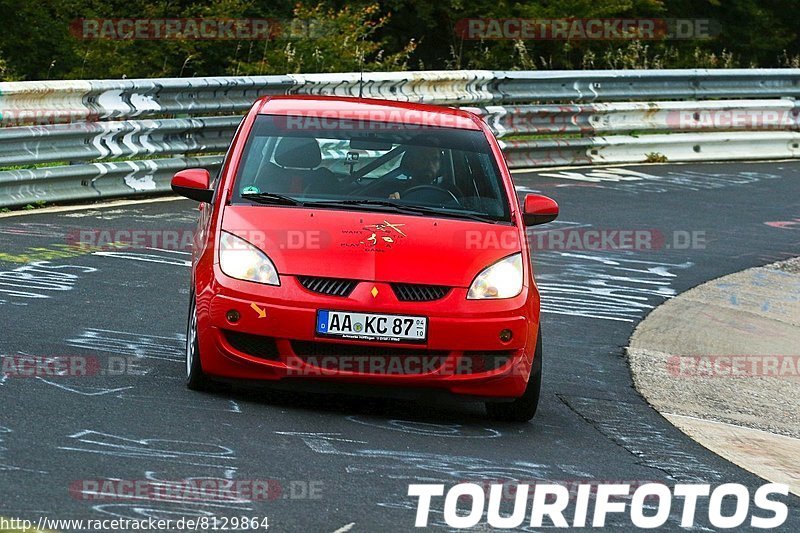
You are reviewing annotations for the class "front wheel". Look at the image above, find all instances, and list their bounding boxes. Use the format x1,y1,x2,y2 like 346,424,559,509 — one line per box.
186,291,214,391
485,327,542,422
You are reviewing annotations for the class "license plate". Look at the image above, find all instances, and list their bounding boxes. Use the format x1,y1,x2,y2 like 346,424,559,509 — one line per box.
316,310,427,343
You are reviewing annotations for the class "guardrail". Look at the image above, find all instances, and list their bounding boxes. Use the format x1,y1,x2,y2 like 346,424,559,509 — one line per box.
2,69,800,207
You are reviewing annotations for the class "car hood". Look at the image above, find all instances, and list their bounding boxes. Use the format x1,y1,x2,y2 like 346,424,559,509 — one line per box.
221,206,521,287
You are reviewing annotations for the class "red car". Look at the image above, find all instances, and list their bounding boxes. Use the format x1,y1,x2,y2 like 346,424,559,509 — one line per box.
171,96,558,422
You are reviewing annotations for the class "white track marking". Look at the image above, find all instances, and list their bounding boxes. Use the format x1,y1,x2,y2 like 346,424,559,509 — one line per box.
0,196,184,219
35,378,133,396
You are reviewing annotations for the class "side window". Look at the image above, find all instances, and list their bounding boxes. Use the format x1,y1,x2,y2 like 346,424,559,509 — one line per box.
210,150,228,191
211,117,248,191
237,136,272,190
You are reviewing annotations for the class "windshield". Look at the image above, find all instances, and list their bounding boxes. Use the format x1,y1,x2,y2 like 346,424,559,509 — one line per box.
230,114,512,222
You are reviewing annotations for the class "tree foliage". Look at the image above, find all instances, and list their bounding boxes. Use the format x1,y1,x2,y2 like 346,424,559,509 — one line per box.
0,0,797,80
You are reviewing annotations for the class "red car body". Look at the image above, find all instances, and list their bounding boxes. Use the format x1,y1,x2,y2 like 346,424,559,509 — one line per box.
172,96,558,421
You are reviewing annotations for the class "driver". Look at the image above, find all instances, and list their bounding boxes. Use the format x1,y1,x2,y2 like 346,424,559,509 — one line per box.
388,146,441,199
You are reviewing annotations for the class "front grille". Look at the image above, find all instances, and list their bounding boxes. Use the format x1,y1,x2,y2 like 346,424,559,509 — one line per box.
298,276,357,297
223,330,280,360
291,341,448,375
391,283,451,302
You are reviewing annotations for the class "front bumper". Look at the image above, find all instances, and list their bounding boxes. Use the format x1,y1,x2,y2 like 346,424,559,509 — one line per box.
195,275,539,398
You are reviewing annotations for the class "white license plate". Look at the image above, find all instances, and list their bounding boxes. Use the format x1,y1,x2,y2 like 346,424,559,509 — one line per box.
316,310,427,343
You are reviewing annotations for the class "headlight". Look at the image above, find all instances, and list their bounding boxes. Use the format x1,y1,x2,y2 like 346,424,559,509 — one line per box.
467,253,523,299
219,231,280,285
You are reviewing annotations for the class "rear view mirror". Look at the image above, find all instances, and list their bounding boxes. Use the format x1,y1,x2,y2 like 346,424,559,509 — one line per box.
350,138,393,151
171,169,213,203
522,194,559,226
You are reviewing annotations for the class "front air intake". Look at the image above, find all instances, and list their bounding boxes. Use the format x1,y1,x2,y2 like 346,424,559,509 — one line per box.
298,276,358,297
391,283,451,302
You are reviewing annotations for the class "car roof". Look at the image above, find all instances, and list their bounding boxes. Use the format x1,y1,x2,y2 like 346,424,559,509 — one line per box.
257,95,482,130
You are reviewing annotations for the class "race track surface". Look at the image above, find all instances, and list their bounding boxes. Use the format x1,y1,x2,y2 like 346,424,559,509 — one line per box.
1,161,799,531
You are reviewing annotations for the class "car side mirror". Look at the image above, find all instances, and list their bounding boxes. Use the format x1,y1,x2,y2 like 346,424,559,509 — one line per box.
522,194,559,226
171,169,213,203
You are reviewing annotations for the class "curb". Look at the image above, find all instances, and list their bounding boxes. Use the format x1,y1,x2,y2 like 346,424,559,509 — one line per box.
627,258,800,495
0,195,183,219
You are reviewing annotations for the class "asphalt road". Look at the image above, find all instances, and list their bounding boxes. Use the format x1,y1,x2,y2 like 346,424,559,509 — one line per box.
1,161,799,532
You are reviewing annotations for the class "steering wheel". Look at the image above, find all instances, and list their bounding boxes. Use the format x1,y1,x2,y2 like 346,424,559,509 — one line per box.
402,185,462,207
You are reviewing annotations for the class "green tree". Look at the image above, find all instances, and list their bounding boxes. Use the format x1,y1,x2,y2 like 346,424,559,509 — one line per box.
0,0,798,79
234,3,416,75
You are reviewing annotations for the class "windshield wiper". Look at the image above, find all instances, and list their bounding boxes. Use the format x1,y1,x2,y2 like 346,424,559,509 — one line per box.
307,199,501,224
308,199,431,215
240,192,304,206
417,208,501,224
312,199,405,209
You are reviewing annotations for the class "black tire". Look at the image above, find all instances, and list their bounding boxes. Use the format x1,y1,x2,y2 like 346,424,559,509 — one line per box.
485,327,542,422
186,291,214,391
